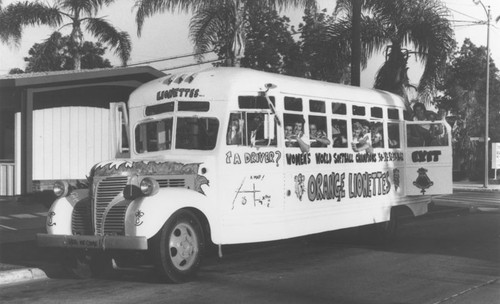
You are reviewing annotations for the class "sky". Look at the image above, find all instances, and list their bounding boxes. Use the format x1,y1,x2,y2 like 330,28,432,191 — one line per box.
0,0,499,89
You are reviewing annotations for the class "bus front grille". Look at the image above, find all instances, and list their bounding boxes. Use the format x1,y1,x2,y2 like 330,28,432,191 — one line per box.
94,176,128,235
72,199,92,235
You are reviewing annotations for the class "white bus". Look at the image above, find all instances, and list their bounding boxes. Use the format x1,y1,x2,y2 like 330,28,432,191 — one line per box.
38,67,452,282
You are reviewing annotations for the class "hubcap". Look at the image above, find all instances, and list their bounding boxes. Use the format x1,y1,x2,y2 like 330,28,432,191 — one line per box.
169,223,198,270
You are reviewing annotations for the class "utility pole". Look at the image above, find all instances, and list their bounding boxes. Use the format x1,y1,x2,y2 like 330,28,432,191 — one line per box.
473,0,490,188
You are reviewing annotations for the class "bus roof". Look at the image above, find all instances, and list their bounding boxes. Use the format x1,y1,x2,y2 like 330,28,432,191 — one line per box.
128,67,407,110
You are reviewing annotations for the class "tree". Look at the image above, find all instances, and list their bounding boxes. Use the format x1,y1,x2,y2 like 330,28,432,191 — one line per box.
0,0,131,70
436,38,500,180
189,2,301,74
297,8,351,83
23,32,112,72
331,0,454,105
134,0,315,67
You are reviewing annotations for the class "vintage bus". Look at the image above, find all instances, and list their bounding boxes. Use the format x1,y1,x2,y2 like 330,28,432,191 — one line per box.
37,67,452,283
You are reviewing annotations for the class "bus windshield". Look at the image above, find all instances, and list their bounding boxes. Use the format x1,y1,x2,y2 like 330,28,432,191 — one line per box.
135,117,219,153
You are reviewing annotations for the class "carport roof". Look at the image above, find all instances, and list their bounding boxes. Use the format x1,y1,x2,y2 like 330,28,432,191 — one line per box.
0,66,165,88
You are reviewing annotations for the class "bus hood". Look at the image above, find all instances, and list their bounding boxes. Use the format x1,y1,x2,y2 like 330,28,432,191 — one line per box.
90,159,204,178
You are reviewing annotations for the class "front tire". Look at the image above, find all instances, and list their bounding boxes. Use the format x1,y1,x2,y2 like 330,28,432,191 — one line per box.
152,209,204,283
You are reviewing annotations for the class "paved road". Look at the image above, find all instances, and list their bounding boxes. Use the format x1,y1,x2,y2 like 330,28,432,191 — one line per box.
0,207,499,304
0,198,47,244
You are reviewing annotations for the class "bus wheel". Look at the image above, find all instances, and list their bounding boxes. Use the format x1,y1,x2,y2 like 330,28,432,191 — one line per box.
152,210,204,283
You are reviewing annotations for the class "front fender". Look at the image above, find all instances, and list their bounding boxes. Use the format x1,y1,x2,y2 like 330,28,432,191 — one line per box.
46,189,89,235
125,187,214,240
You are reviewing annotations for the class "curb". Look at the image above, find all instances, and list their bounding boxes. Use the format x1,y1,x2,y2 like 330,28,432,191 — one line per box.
0,267,48,285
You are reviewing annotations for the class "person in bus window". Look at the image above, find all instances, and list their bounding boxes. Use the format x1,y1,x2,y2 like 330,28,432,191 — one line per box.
227,117,243,145
284,124,298,147
427,111,446,146
408,102,431,147
352,121,372,152
293,121,310,152
412,102,427,122
388,124,399,148
309,123,330,147
332,121,347,147
371,123,384,148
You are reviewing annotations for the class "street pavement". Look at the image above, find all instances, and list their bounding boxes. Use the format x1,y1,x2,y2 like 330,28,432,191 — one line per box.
0,182,498,289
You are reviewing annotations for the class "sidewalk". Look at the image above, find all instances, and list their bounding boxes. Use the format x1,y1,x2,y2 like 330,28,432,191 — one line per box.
0,181,499,286
452,179,500,192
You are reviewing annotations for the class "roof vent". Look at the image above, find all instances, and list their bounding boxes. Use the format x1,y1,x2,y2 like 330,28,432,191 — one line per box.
184,73,198,83
162,75,174,85
174,74,188,84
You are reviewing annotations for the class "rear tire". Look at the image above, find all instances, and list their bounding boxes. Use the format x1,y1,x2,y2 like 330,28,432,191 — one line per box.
152,209,204,283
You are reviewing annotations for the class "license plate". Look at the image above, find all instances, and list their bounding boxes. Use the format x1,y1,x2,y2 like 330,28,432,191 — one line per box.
65,236,103,249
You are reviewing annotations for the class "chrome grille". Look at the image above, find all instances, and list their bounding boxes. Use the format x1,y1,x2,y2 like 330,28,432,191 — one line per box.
103,204,128,235
72,199,92,235
95,176,128,235
157,178,185,187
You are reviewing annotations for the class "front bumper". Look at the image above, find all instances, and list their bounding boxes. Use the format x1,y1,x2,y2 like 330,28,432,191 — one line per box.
37,233,148,250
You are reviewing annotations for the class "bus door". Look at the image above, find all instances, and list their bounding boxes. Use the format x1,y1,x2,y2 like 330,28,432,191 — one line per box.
403,120,452,196
109,102,130,158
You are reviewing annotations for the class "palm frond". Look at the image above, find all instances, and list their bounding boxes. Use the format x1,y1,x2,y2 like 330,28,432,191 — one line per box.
189,3,235,61
134,0,215,36
85,17,131,66
58,0,116,17
0,1,62,46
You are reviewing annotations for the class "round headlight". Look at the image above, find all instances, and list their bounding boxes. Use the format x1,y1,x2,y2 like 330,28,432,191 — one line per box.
53,180,70,197
139,177,159,196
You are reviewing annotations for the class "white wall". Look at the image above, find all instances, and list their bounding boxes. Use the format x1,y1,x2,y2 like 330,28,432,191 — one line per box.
32,107,112,180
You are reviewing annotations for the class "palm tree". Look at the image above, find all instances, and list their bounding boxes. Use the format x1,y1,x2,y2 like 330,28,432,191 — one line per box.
331,0,454,106
134,0,315,67
0,0,131,70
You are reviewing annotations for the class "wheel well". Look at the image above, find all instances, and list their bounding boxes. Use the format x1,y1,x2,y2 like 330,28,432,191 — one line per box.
183,207,212,244
391,205,415,219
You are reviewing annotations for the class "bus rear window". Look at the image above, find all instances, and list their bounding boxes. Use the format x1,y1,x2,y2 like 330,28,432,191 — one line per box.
239,96,275,109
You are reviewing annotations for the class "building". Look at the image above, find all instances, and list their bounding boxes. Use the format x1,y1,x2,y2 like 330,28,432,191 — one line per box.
0,67,165,196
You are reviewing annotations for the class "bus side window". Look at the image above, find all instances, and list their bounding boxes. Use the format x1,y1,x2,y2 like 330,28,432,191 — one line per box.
227,113,245,145
228,112,276,147
284,96,303,111
332,102,346,115
388,123,400,148
247,112,277,147
371,121,384,149
309,115,330,147
353,105,366,116
428,122,448,146
332,119,347,148
352,119,372,152
407,122,448,147
284,113,307,148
